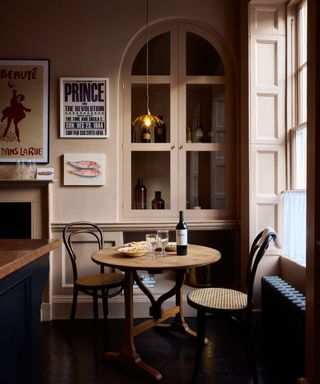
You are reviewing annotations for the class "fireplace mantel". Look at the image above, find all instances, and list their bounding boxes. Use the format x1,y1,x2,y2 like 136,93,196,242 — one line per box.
0,179,54,188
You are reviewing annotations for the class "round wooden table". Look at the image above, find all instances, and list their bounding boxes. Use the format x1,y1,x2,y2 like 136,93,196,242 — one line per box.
92,244,220,381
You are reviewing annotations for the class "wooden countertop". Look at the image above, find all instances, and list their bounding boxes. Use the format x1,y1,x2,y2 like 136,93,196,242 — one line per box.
0,239,60,279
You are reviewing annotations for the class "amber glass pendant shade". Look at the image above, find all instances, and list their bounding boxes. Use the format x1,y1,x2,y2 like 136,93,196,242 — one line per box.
133,108,163,129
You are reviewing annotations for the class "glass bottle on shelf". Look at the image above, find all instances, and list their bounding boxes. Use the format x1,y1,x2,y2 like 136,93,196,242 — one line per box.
155,116,166,143
131,122,136,143
194,119,204,143
186,125,192,143
141,127,151,143
134,179,147,209
152,191,165,209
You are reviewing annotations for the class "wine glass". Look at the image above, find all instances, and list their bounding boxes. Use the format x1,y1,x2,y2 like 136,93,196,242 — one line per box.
16,160,23,179
157,230,169,257
146,233,157,260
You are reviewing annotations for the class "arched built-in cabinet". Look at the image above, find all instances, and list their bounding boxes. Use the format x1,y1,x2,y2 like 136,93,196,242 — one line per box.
120,21,237,222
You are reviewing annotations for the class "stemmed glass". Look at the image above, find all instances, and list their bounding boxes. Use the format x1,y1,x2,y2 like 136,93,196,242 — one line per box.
146,233,157,260
16,160,23,179
157,230,169,258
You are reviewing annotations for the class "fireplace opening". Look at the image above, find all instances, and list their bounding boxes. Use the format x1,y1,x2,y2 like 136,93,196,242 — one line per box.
0,202,32,239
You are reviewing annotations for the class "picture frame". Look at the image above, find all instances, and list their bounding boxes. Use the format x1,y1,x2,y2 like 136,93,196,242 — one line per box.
63,153,105,186
0,59,49,163
60,77,109,138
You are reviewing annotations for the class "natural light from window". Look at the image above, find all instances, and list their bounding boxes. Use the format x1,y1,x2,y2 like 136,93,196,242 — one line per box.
282,0,307,266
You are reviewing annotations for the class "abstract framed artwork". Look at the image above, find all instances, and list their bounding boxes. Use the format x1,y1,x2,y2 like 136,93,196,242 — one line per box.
0,59,49,163
63,153,105,186
60,77,109,138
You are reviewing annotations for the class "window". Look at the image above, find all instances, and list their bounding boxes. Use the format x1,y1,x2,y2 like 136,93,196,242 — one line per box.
282,0,307,266
289,0,307,190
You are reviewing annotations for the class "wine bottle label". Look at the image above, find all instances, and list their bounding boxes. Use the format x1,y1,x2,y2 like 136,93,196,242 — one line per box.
143,132,151,140
176,229,188,245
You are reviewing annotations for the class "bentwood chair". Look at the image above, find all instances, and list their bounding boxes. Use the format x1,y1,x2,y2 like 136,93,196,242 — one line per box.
187,227,280,383
63,221,124,324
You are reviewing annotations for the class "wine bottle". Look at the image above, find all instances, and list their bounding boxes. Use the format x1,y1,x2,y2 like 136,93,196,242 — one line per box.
186,125,192,143
155,116,166,143
176,210,188,255
134,179,147,209
194,119,204,143
152,191,165,209
141,127,151,143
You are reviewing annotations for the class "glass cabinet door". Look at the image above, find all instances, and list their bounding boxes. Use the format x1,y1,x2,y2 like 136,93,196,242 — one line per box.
126,30,176,215
183,32,226,213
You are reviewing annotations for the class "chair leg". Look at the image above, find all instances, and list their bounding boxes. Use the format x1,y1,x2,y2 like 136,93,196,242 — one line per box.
244,313,259,384
92,291,99,348
192,310,206,384
102,288,109,320
248,330,259,384
93,290,99,322
101,289,109,347
70,286,79,323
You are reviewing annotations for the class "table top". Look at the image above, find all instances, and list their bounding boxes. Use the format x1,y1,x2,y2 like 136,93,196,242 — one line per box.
92,244,221,271
0,239,60,279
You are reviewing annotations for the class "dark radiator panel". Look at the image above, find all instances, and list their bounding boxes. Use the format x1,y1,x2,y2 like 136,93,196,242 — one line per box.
261,276,305,380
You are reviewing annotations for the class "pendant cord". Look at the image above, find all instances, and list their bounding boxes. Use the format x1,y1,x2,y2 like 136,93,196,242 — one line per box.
146,0,150,113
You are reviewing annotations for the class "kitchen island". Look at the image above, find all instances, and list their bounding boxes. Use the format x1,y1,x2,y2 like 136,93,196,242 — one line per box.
0,239,59,384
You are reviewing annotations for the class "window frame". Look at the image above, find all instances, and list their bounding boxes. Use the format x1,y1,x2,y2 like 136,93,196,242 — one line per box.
288,0,307,190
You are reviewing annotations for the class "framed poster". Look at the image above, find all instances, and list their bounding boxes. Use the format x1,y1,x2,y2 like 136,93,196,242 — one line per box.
63,153,105,186
0,59,49,163
60,77,109,138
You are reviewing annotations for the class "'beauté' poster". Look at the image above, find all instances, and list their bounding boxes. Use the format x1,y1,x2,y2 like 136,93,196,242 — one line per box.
0,59,49,163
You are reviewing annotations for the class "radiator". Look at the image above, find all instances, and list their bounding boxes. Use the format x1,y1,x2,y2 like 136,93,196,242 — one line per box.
261,276,305,378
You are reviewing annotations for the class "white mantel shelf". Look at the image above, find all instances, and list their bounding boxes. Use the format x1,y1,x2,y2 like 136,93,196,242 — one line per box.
0,179,55,187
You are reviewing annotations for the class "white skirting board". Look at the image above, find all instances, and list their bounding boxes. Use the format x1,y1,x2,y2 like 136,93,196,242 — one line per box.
46,294,197,320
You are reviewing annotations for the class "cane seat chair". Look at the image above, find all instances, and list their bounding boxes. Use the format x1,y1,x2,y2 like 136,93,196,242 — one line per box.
187,227,280,383
63,221,124,323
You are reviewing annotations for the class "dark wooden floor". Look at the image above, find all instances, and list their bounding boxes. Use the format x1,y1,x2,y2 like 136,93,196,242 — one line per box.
41,316,299,384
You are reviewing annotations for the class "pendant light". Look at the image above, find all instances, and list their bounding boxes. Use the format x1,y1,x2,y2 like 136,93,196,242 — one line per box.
132,0,163,129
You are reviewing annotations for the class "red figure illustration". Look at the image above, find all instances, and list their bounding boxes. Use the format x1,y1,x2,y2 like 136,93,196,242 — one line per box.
1,88,31,142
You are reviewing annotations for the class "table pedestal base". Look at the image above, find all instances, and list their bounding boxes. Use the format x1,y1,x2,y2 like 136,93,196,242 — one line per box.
103,351,162,381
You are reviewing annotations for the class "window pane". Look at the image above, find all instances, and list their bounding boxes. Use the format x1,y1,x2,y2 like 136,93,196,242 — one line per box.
295,127,306,189
186,32,224,76
298,2,307,65
132,32,170,75
186,84,225,143
298,67,307,124
131,151,170,209
131,84,170,142
186,151,225,209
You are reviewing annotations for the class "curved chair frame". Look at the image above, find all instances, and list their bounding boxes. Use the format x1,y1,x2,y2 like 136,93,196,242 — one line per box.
187,227,279,383
63,221,124,323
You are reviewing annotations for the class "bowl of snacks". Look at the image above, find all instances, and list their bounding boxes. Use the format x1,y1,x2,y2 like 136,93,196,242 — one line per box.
117,246,147,257
165,242,177,252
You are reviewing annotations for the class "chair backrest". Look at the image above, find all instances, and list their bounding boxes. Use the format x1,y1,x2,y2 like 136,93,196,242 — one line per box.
62,221,104,282
246,227,280,311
